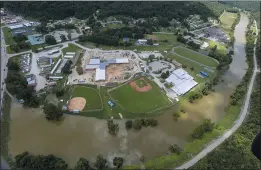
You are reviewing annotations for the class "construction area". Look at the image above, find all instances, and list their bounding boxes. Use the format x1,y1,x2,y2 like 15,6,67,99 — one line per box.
68,50,141,86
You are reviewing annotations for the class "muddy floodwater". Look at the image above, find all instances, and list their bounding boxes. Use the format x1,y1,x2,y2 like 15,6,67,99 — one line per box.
9,14,249,168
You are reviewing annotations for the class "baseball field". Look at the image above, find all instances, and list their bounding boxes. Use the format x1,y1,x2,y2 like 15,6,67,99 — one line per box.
71,86,102,111
109,77,171,113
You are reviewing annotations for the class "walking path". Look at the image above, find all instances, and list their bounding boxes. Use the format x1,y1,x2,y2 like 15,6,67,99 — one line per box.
176,22,259,170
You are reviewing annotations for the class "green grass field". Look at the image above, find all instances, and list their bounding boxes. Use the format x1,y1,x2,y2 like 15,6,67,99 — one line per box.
109,77,171,113
207,40,227,55
220,12,238,33
72,86,102,111
62,43,82,55
167,54,216,83
135,79,147,88
2,27,15,45
174,47,218,68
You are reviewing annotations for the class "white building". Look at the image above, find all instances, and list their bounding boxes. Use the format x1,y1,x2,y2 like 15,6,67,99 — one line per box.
166,68,198,95
64,55,74,59
48,49,59,55
9,24,24,30
137,39,148,45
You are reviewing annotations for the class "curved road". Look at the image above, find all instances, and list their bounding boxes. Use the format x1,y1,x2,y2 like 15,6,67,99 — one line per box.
176,23,259,169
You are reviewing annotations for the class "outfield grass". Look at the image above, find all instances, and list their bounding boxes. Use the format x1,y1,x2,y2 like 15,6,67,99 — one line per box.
0,93,12,160
109,77,171,113
72,86,102,111
2,27,15,45
220,12,238,33
174,47,218,68
62,43,82,55
167,54,216,84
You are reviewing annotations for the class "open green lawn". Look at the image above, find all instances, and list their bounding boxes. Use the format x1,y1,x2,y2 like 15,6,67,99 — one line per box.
62,43,82,54
207,40,227,55
72,86,102,111
167,54,216,83
109,77,171,113
220,12,238,33
2,27,15,45
174,47,218,68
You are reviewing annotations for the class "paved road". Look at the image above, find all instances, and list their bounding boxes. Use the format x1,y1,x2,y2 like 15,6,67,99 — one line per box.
0,29,8,116
1,29,10,169
176,28,259,170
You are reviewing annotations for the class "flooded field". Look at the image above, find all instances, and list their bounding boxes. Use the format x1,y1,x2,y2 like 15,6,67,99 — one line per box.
9,14,249,168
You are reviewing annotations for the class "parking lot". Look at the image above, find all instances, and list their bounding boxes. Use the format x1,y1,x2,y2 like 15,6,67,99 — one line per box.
19,53,31,73
193,26,229,43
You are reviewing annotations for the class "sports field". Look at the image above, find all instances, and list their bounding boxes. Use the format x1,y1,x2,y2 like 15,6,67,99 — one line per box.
167,54,216,83
72,86,102,111
174,47,218,68
135,78,147,88
109,77,171,113
220,12,238,33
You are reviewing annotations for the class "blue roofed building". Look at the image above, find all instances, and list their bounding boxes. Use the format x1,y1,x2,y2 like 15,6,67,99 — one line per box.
108,100,115,107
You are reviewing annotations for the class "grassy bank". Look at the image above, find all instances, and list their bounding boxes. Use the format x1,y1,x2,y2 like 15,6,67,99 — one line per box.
191,73,260,169
0,93,12,160
2,27,15,45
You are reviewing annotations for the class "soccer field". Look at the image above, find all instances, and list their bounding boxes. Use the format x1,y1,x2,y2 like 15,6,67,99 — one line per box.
72,86,102,111
109,77,171,113
220,12,238,33
174,47,218,68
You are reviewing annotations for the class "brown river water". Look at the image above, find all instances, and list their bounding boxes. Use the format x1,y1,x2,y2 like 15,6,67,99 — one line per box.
9,14,249,168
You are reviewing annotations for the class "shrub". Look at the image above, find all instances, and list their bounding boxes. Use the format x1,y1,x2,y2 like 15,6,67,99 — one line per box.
125,120,133,130
133,119,142,130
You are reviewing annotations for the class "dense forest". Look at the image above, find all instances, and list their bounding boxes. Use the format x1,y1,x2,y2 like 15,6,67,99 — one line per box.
3,1,218,21
221,1,261,28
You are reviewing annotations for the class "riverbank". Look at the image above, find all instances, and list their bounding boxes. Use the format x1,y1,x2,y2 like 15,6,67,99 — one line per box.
125,12,252,170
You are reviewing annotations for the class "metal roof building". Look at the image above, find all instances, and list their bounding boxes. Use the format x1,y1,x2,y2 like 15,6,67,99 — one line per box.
95,68,106,81
9,24,24,30
166,68,198,96
89,59,100,65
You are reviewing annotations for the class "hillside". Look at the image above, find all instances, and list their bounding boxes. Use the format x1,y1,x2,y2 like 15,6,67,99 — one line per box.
3,1,217,21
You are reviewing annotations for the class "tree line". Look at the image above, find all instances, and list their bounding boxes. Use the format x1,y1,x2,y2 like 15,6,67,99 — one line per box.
6,57,40,107
14,151,125,169
78,26,151,47
3,2,217,22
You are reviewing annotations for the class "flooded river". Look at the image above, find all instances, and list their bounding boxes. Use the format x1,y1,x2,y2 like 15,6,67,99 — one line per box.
9,14,249,167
